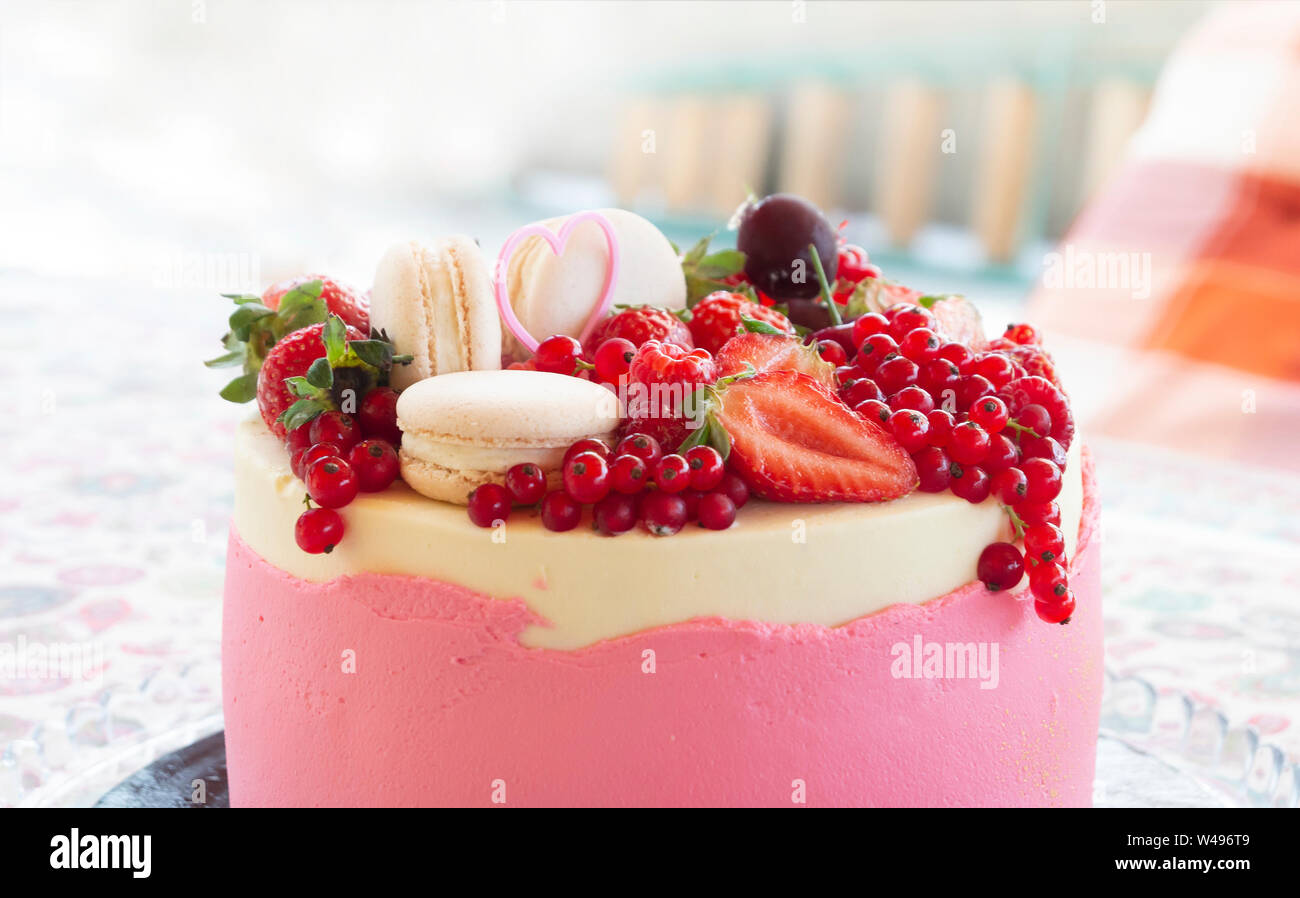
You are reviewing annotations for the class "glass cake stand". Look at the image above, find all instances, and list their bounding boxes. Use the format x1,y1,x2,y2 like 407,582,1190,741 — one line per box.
12,672,1298,808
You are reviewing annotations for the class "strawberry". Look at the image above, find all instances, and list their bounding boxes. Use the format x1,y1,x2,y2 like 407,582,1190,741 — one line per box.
712,371,917,503
586,306,692,352
263,275,369,333
689,291,794,355
254,317,408,440
208,277,369,401
715,332,836,389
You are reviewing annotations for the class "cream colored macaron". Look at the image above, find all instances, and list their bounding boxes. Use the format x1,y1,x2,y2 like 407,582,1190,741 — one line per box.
397,370,622,505
371,237,501,391
504,208,686,357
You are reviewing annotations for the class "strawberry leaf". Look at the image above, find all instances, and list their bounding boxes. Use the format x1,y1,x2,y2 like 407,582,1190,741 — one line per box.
306,357,334,389
322,315,348,365
218,372,258,403
348,339,395,370
739,315,785,335
229,304,275,340
278,398,331,433
204,349,244,368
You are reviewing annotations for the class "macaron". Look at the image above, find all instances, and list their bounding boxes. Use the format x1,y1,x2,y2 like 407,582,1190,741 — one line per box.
503,208,685,357
371,237,501,391
397,370,622,505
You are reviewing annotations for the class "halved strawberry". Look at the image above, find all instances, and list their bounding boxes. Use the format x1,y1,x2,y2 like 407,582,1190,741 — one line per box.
715,332,836,389
714,370,917,503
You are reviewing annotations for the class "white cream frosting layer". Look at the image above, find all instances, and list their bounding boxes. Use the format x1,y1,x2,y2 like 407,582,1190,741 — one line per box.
233,417,1082,650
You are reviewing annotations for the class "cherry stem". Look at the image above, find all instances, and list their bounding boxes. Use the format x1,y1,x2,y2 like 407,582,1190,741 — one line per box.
808,242,842,326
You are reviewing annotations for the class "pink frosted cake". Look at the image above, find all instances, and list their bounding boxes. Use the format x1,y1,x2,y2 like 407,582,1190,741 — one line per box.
214,194,1101,807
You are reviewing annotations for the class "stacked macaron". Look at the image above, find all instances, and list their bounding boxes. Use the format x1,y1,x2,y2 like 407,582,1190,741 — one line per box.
396,370,621,505
370,236,502,390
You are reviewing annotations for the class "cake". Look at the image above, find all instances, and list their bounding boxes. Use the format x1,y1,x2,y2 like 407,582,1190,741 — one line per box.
214,194,1101,807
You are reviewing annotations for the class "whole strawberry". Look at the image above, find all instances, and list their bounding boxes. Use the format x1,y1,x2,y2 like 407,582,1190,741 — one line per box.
256,321,364,439
585,305,693,352
689,291,794,355
263,275,369,333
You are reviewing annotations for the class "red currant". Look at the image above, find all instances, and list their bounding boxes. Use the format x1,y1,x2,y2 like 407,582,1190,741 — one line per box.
504,462,547,504
1024,522,1066,565
1035,591,1075,624
888,385,935,414
563,451,611,503
983,432,1020,473
295,507,345,554
592,337,637,385
1003,322,1039,345
949,421,991,465
306,456,358,508
990,466,1029,504
856,333,899,369
816,339,848,367
925,409,955,447
855,398,892,426
973,353,1016,389
850,312,890,346
593,492,639,535
887,304,935,340
719,472,750,509
843,378,884,407
652,453,691,493
898,327,941,364
358,387,401,445
697,492,737,530
977,542,1025,592
888,409,930,453
609,453,649,494
563,438,611,467
1012,403,1053,440
949,463,991,503
310,411,360,453
969,396,1009,433
348,439,400,492
918,358,961,399
467,482,512,527
1015,500,1061,527
874,355,919,394
837,244,875,282
914,447,952,493
1021,457,1063,503
956,374,995,410
614,433,661,463
1021,435,1067,469
1029,560,1069,600
285,424,313,452
684,446,725,491
937,341,975,370
534,334,585,375
641,490,688,536
540,490,582,531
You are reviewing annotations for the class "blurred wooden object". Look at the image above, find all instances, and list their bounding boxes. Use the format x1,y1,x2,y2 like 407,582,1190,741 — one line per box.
873,81,945,248
778,83,850,211
610,94,771,217
1079,79,1150,203
609,97,665,208
705,94,771,216
971,79,1038,262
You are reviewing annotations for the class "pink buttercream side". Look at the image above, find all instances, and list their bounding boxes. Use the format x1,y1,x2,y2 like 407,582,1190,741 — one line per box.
223,462,1101,807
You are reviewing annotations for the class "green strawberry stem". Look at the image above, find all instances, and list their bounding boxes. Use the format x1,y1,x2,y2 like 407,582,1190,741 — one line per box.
808,242,841,326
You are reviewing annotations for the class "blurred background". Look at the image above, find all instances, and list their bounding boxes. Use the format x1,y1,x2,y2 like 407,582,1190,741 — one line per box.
2,1,1298,806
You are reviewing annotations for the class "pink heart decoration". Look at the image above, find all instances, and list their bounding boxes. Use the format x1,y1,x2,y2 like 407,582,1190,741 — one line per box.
493,210,621,354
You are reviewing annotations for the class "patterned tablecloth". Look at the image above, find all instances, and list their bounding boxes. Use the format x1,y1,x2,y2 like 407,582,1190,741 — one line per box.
1,271,1297,807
